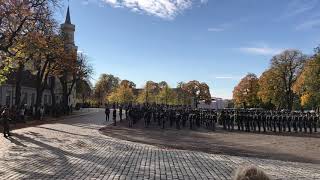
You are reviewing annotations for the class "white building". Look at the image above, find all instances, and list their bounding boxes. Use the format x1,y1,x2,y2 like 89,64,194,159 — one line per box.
0,7,77,108
198,97,229,110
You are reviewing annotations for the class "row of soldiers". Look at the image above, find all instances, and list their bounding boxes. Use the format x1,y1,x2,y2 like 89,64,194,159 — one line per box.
125,104,319,134
220,110,319,133
126,105,217,130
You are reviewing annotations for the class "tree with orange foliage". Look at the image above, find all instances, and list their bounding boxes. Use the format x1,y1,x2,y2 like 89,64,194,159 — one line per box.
233,73,260,108
0,0,60,84
293,46,320,110
182,80,211,107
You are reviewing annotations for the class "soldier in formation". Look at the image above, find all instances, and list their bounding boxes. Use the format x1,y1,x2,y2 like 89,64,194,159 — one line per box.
124,104,318,134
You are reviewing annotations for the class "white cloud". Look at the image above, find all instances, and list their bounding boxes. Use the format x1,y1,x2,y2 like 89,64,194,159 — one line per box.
239,47,283,56
283,0,318,18
102,0,205,19
82,0,89,5
214,76,241,80
208,20,244,33
215,76,233,79
200,0,208,4
208,28,224,32
296,19,320,30
77,50,89,56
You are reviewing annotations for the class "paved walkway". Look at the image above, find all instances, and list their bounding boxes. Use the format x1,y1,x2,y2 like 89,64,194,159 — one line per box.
0,110,319,180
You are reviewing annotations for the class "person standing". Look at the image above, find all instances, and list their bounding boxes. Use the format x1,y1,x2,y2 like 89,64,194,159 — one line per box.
113,108,117,126
119,106,123,122
128,108,133,128
32,106,36,118
20,106,26,123
40,106,45,121
314,113,318,133
1,107,11,138
105,106,110,122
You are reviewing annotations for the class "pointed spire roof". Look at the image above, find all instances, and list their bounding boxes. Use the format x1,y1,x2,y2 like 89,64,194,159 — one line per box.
65,6,71,24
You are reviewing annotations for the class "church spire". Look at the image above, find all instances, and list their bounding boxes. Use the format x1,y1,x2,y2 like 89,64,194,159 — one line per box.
65,6,71,24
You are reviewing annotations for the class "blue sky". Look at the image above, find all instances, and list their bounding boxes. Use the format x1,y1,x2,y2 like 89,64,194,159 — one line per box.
55,0,320,99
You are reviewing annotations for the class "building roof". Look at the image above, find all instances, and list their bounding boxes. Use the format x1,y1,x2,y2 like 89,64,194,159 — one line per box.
65,6,71,24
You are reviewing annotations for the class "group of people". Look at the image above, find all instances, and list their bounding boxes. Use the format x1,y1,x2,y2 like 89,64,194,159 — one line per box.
104,105,124,126
123,104,217,130
120,104,319,134
0,104,75,138
220,110,319,133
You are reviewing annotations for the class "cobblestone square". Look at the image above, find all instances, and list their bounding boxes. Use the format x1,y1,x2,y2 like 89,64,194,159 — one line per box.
1,110,319,180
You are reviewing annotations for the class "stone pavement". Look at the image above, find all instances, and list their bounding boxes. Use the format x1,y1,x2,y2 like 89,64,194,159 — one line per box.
0,109,319,180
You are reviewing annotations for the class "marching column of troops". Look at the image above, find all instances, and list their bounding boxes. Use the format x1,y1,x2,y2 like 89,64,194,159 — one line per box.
124,104,319,134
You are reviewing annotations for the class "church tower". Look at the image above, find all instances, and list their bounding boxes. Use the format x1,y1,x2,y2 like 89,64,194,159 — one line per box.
61,6,78,53
60,6,77,107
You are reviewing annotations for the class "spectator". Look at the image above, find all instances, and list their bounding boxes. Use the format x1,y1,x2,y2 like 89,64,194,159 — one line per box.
40,106,45,120
1,107,11,138
20,105,25,122
233,165,271,180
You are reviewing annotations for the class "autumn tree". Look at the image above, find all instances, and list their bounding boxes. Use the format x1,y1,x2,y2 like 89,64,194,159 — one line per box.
58,52,93,108
233,73,260,108
258,68,284,109
176,81,192,105
183,80,211,107
107,82,136,104
120,80,136,89
137,81,159,104
94,74,120,105
0,0,60,83
156,82,177,105
270,50,306,110
76,79,92,104
293,47,320,110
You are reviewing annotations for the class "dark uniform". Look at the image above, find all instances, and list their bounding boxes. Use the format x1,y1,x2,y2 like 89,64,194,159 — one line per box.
113,109,117,126
119,106,123,122
105,107,110,121
128,108,133,128
1,108,11,138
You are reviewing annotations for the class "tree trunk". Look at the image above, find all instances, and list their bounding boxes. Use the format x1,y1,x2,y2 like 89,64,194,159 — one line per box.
50,86,56,107
35,86,43,120
15,63,24,107
49,77,56,107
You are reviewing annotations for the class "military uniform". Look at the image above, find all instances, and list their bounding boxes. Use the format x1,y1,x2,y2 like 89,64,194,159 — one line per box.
113,109,117,126
1,109,11,138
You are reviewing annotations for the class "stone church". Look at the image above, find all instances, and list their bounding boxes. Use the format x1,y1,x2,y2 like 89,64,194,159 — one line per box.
0,7,77,108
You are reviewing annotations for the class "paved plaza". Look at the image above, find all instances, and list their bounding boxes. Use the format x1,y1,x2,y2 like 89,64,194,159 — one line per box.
0,109,319,180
